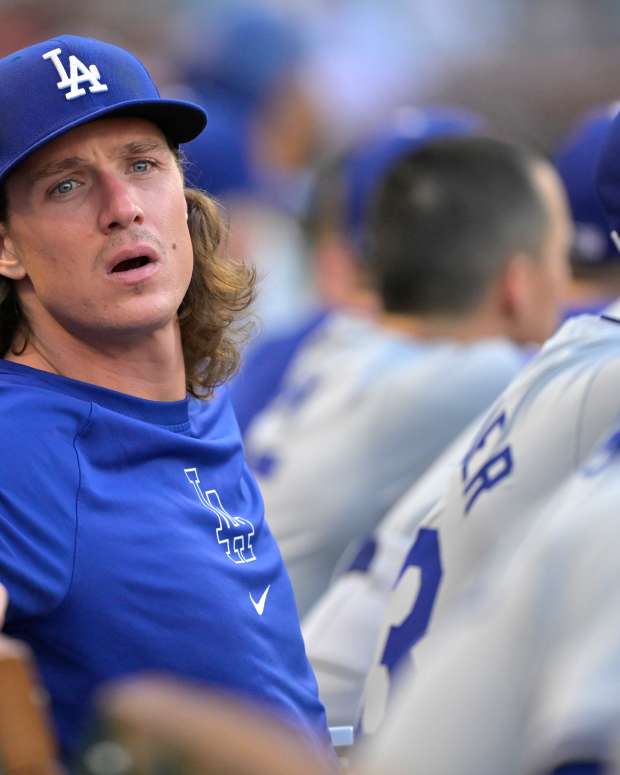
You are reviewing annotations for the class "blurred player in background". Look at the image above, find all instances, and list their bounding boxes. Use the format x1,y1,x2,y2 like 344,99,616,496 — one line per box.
304,100,620,736
244,130,570,618
361,421,620,775
0,34,329,764
180,6,322,336
554,103,620,318
307,298,620,733
229,106,483,435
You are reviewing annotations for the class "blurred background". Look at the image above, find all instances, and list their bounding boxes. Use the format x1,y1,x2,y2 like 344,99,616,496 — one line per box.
5,0,620,330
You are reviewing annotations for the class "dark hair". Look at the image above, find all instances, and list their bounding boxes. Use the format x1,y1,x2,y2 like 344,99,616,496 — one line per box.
0,187,21,358
0,182,255,399
363,136,550,316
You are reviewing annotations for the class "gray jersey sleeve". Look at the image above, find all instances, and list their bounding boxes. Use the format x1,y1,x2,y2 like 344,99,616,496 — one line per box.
302,417,485,725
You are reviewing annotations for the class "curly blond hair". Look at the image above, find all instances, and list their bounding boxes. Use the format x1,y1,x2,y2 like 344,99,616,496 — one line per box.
0,185,256,398
181,187,256,397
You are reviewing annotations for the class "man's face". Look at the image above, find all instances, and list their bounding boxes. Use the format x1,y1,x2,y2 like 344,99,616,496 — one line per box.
0,117,194,346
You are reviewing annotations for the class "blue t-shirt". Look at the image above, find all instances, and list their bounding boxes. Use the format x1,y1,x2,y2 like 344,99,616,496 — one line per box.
0,361,328,760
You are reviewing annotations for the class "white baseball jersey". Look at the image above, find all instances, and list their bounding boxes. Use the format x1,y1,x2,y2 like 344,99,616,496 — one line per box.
245,311,525,617
362,423,620,775
302,416,478,725
303,312,620,727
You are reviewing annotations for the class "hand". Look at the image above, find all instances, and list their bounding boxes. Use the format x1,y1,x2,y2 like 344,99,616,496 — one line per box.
0,584,7,628
0,634,59,774
93,677,338,775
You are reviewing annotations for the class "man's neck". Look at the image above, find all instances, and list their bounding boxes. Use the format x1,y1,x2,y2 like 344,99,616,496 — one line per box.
380,309,508,344
6,323,187,402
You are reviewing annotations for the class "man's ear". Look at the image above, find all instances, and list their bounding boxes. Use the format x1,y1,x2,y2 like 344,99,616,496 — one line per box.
497,251,535,321
0,227,26,281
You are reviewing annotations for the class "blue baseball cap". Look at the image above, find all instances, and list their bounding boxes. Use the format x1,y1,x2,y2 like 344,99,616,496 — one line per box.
595,103,620,256
0,34,207,185
344,105,485,245
554,104,620,264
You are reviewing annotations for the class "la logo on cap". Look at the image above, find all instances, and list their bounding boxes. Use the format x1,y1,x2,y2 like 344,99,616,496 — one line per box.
42,47,108,102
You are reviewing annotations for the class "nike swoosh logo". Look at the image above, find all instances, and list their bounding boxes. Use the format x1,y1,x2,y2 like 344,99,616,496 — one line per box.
249,585,271,616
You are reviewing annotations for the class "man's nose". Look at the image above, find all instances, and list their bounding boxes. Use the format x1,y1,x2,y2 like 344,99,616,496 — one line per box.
97,172,144,233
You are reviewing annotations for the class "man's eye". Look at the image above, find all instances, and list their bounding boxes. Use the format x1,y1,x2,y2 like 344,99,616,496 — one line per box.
52,179,78,196
132,160,152,173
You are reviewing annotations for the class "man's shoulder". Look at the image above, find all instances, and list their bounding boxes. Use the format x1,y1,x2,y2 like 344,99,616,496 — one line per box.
229,309,331,433
375,337,524,415
474,315,620,408
438,337,526,378
0,363,92,446
540,313,620,360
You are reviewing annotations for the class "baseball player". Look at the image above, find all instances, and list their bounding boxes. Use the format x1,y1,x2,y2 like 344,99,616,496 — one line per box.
304,105,620,734
243,133,570,618
303,310,620,728
361,420,620,775
229,106,484,435
554,103,620,318
0,35,329,762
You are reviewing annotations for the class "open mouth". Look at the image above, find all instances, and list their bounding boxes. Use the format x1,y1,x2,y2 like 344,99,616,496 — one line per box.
111,256,152,273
